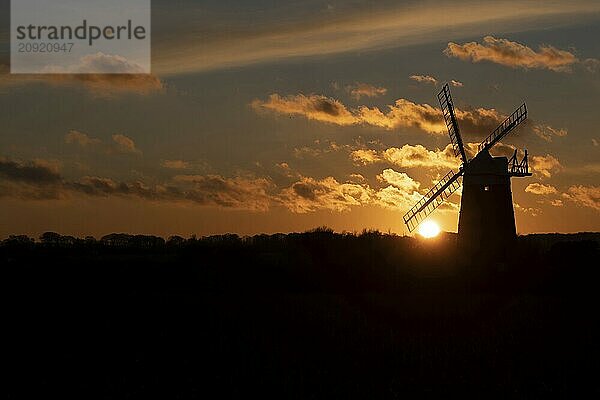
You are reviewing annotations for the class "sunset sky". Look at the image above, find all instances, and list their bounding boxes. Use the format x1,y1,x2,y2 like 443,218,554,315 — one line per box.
1,0,599,238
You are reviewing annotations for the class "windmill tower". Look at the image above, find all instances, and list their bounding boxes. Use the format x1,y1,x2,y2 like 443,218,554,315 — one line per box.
403,84,531,254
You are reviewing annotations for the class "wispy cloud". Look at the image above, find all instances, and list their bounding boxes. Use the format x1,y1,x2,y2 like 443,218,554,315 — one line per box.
151,2,600,75
161,160,190,170
253,94,511,135
410,75,438,85
445,36,581,72
65,131,142,156
346,82,387,100
533,125,568,142
252,94,357,125
563,185,600,211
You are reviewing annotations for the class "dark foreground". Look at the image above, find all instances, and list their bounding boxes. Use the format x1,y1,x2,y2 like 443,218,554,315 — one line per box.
3,230,600,398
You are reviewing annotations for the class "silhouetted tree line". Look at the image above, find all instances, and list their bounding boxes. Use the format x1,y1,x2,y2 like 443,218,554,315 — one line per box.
4,228,600,397
2,227,599,293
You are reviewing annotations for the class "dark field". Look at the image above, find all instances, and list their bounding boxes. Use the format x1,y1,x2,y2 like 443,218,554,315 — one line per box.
3,230,600,398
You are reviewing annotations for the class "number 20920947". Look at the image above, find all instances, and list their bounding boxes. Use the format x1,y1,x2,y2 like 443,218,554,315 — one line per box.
18,42,74,53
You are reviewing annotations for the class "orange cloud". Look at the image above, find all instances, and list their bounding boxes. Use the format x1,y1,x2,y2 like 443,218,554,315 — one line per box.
532,125,568,142
161,160,190,170
382,144,458,169
252,94,356,125
278,176,373,213
375,185,424,211
350,149,382,165
410,75,438,85
111,134,142,155
376,169,420,192
253,93,541,137
445,36,578,72
564,186,600,211
65,130,102,147
530,154,563,178
346,82,387,100
525,183,558,195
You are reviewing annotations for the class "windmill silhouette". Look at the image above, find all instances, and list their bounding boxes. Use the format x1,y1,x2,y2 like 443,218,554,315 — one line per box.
403,83,531,252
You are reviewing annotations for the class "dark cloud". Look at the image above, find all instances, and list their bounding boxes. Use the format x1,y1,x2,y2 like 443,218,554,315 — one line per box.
0,158,271,211
0,158,61,185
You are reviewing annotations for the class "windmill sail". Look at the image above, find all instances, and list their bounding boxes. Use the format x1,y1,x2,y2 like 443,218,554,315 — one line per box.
403,170,463,232
438,84,468,164
478,103,527,153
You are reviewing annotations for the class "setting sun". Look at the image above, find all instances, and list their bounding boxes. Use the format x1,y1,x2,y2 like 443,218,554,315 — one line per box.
418,221,441,238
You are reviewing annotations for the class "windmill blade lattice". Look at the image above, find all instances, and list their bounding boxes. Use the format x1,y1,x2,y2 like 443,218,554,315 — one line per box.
478,103,527,153
403,170,463,233
438,84,468,164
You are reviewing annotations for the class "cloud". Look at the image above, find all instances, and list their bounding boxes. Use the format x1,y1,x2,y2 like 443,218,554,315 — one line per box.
0,157,273,211
372,169,433,212
564,186,600,211
454,107,506,138
0,58,164,96
161,160,190,170
293,140,346,159
253,93,538,136
65,130,143,155
111,134,142,155
61,53,147,74
444,36,578,72
65,130,101,147
0,158,61,185
465,141,516,159
514,202,541,217
359,99,453,132
346,83,387,100
530,154,562,178
350,149,382,165
348,173,366,183
278,176,373,213
383,144,458,169
252,94,357,125
375,185,424,211
533,125,568,142
450,80,464,87
67,73,164,97
525,183,558,195
410,75,438,85
170,175,273,211
582,58,600,73
377,169,420,192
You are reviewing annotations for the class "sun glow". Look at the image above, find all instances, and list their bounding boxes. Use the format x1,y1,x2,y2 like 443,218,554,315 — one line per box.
418,220,441,238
